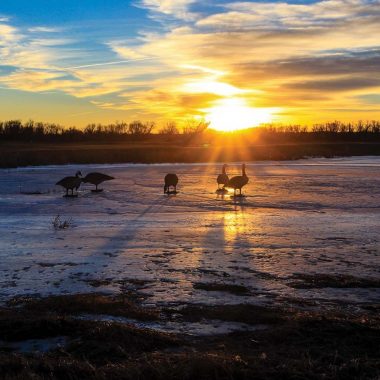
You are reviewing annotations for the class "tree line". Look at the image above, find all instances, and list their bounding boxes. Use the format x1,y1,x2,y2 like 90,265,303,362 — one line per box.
0,119,379,142
261,120,380,133
0,119,211,141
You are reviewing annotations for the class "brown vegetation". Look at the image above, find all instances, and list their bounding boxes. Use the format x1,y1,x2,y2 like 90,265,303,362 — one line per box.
0,293,379,379
1,140,380,168
7,293,159,321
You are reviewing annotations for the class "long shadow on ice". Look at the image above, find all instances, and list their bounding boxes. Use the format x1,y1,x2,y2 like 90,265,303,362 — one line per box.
76,194,173,280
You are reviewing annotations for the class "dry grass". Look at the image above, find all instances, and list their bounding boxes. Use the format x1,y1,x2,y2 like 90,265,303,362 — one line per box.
7,293,159,321
0,293,379,379
1,141,380,168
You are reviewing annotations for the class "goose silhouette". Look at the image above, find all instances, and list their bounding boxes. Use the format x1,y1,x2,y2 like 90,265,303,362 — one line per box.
226,164,249,196
217,164,229,190
164,173,178,194
82,172,114,192
56,171,82,197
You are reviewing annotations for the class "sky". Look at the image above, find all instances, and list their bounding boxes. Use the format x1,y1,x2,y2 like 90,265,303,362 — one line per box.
0,0,380,130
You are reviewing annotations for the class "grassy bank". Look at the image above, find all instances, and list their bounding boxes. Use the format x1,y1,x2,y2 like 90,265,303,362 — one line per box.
0,293,379,379
1,141,380,168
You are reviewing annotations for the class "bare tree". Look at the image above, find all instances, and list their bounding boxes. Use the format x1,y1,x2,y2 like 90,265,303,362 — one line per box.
159,122,179,135
128,120,154,135
182,118,209,135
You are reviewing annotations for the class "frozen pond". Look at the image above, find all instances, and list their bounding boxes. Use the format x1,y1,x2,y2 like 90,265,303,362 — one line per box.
0,157,379,310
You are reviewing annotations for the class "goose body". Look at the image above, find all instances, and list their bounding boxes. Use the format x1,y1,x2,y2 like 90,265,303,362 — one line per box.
227,164,249,196
83,172,114,192
164,173,178,194
217,164,229,189
56,171,82,196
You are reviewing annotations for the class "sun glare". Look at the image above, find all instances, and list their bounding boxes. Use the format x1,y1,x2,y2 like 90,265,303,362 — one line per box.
204,98,274,132
184,80,247,96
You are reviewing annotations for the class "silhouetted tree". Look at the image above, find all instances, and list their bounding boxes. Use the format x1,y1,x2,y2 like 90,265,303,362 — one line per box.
182,119,209,135
128,120,154,135
159,122,179,135
0,119,379,143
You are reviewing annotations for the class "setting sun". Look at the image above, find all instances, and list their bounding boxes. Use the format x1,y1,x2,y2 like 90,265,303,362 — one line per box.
204,98,275,132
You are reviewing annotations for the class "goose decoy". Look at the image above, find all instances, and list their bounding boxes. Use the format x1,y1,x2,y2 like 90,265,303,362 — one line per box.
82,172,114,192
217,164,229,190
56,171,82,197
226,163,249,196
164,173,178,194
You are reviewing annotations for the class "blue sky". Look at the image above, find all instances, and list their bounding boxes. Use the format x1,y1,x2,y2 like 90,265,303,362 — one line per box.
0,0,379,129
1,1,144,26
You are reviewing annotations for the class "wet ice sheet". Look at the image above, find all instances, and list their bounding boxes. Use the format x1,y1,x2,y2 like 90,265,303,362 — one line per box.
0,157,379,308
76,314,264,336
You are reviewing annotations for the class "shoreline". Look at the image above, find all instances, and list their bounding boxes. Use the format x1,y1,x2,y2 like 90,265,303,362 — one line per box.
1,155,380,173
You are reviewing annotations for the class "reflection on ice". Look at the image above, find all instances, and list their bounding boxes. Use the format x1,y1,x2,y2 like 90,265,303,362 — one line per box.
223,211,248,254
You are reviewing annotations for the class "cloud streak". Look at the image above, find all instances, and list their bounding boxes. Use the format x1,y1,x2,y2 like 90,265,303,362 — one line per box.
64,57,156,70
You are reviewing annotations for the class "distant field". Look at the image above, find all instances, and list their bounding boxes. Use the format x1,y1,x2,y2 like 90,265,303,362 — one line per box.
1,140,380,167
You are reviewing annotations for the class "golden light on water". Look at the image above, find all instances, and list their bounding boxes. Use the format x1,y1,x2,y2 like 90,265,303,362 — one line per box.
223,211,241,242
204,98,275,132
222,210,247,254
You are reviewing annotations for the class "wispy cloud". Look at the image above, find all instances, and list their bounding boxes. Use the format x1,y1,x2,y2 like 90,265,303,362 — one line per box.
107,43,147,60
135,0,198,20
28,26,61,33
64,57,155,70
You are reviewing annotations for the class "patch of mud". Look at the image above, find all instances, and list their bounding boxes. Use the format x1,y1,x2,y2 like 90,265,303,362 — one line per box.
227,266,280,280
78,277,155,301
288,273,380,289
193,282,250,295
172,303,285,325
83,278,114,288
37,262,80,268
6,293,159,321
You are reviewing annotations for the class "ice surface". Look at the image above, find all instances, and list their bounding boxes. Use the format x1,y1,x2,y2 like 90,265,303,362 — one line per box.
76,314,265,336
0,157,379,309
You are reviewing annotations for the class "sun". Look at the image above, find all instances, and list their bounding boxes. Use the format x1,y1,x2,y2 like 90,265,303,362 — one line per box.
204,98,274,132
